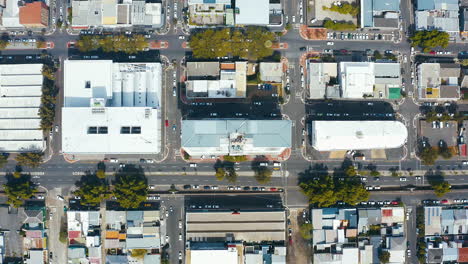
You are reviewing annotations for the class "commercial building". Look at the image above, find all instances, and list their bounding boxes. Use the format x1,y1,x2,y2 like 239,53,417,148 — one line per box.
312,207,406,264
308,62,402,99
417,63,461,100
67,211,101,264
181,120,292,157
19,1,49,28
259,62,283,83
185,61,247,98
71,0,163,29
0,64,45,152
339,62,402,99
415,0,459,34
310,121,408,151
187,0,282,27
61,60,162,155
424,206,468,263
361,0,400,28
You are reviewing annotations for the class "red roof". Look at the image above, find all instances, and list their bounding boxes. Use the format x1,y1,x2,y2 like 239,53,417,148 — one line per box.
26,230,42,238
68,230,81,239
382,209,393,217
19,2,48,26
459,248,468,262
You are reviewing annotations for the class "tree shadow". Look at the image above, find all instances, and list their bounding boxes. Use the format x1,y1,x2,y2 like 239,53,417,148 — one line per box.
297,163,329,184
97,161,106,171
114,164,147,184
425,169,445,185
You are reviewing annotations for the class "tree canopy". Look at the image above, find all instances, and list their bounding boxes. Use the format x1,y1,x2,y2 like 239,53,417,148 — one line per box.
411,30,449,53
254,167,273,184
0,153,8,168
3,173,37,208
73,173,110,206
419,146,438,165
76,34,148,54
379,251,391,264
15,152,43,168
323,20,357,31
431,180,451,197
322,3,359,16
189,27,276,60
299,175,369,207
113,172,148,208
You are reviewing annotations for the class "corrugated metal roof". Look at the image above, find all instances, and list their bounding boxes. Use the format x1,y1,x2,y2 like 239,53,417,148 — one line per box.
362,0,374,27
373,0,400,11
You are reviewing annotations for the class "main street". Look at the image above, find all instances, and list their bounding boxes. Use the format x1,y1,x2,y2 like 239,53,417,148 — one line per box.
1,0,468,210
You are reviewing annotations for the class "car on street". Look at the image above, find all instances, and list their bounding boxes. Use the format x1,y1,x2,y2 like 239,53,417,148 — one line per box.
399,177,407,182
169,206,173,212
178,35,185,40
326,41,334,46
179,233,182,241
56,195,64,201
179,220,182,228
179,251,182,260
211,186,219,190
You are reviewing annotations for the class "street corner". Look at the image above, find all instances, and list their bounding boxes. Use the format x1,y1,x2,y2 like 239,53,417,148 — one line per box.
149,41,168,49
272,42,288,50
299,25,327,41
66,41,76,49
45,41,54,49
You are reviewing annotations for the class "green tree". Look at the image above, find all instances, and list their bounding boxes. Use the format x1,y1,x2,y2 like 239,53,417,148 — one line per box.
345,166,357,176
223,155,248,162
225,167,237,183
431,181,451,197
322,3,359,16
299,223,313,239
76,35,98,52
460,59,468,66
419,147,438,165
36,40,46,49
0,153,8,168
15,152,43,168
438,146,453,159
370,170,380,177
379,251,391,264
113,173,148,208
96,169,106,179
130,249,147,259
73,173,109,206
254,167,273,184
41,65,56,80
374,50,383,60
3,173,37,208
411,30,449,53
323,20,357,30
215,167,226,181
0,40,9,50
337,178,370,205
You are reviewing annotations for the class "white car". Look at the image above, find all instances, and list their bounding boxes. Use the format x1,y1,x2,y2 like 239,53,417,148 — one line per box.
178,35,185,40
179,220,182,228
399,177,407,182
56,195,64,201
179,233,182,241
326,42,334,46
109,158,118,163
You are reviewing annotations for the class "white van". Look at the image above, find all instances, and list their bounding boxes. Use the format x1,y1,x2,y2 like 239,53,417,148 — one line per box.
189,163,197,168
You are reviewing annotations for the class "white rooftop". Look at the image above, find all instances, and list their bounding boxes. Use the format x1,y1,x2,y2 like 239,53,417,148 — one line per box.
311,121,408,151
0,64,44,152
62,60,162,154
190,248,238,264
339,62,375,98
235,0,269,25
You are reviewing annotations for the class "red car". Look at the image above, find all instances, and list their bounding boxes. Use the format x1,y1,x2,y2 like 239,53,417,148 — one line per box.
441,199,448,204
165,120,169,127
270,187,277,191
391,201,399,205
429,51,436,55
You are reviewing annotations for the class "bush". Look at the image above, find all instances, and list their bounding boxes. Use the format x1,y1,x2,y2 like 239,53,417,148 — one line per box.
15,152,43,168
323,20,357,31
322,3,359,16
370,170,380,177
411,30,449,52
223,155,247,162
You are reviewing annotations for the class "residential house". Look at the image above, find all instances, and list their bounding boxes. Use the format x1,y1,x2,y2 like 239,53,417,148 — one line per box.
67,211,102,264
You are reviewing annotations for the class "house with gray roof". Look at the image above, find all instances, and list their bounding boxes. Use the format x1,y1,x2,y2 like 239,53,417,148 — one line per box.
415,0,459,33
360,0,400,28
181,120,292,157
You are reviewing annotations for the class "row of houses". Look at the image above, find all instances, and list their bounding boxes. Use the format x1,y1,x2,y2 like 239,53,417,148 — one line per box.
311,207,407,264
67,205,163,264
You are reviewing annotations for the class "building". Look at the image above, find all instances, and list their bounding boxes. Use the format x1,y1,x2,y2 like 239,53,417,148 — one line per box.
310,121,408,151
462,8,468,39
181,120,292,157
308,62,339,99
361,0,400,28
185,61,247,98
423,206,468,263
244,245,286,264
259,62,283,83
105,209,162,263
71,0,163,29
312,207,406,264
0,0,24,28
19,2,49,28
21,204,47,264
339,62,402,99
61,60,162,155
187,0,234,27
417,63,461,100
415,0,459,34
67,211,101,264
187,0,282,27
0,64,45,152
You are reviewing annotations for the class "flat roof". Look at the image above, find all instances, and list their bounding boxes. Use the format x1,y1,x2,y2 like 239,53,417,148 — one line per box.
181,120,291,156
235,0,269,25
62,107,160,154
311,121,408,151
189,249,238,264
